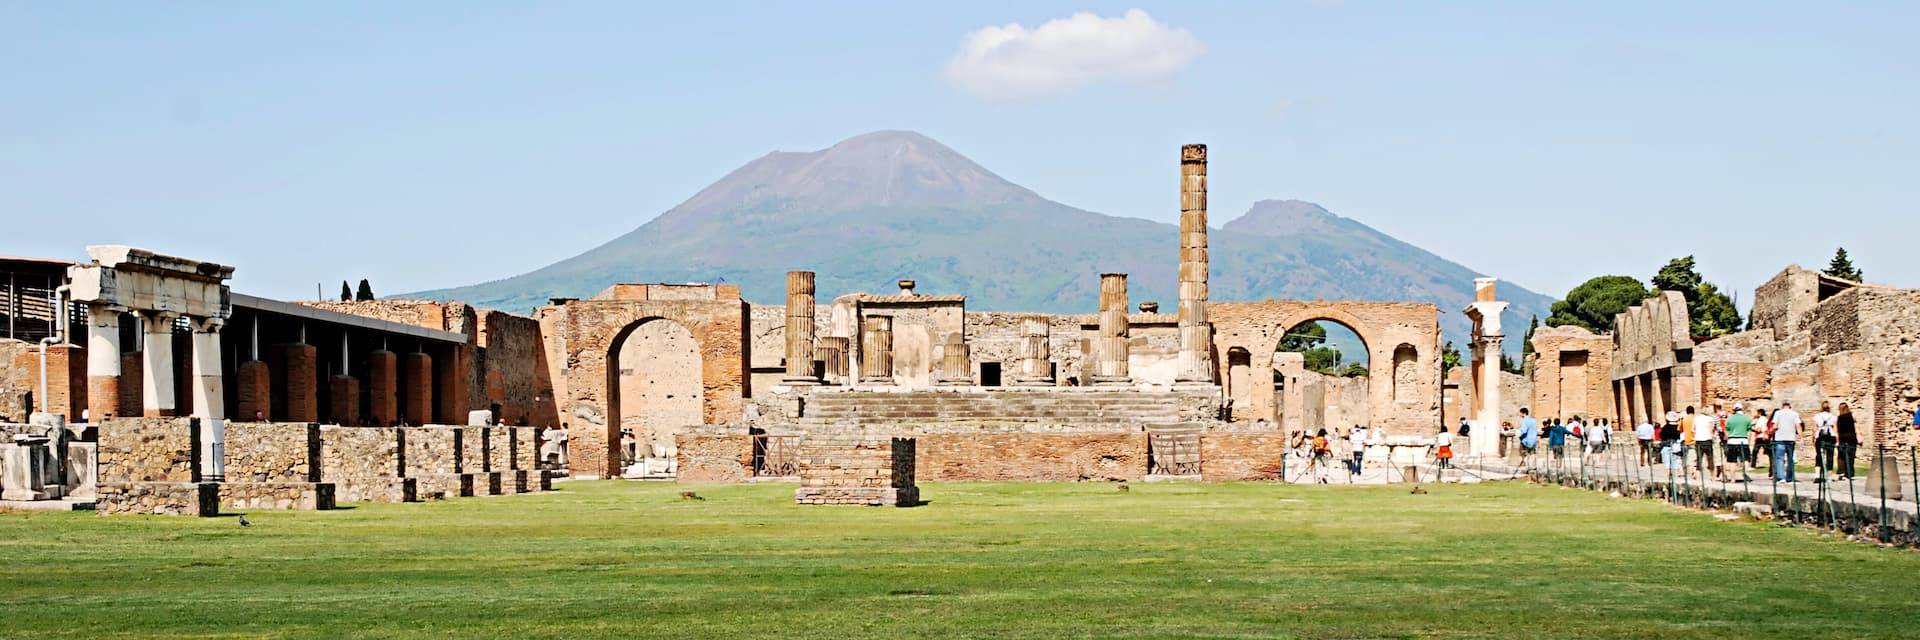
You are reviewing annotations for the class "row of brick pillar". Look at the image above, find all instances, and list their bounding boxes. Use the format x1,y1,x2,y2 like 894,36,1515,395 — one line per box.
230,345,459,426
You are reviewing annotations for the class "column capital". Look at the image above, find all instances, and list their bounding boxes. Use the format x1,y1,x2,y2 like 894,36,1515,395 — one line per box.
87,301,129,315
191,316,225,333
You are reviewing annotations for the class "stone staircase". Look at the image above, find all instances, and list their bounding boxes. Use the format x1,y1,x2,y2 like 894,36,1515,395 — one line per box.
797,390,1196,428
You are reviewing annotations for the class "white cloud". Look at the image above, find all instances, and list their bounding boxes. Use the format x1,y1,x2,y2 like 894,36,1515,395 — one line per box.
945,9,1204,101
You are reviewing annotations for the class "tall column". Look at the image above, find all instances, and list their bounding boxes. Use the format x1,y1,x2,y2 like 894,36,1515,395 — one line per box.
141,311,178,417
1092,273,1131,386
1175,144,1214,384
85,304,124,421
368,349,397,426
783,270,820,385
936,332,971,386
190,316,227,479
859,316,893,385
1013,316,1054,386
815,337,848,386
1465,278,1508,456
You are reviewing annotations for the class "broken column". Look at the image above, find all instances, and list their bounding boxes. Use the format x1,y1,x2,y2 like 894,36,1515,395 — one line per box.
283,341,319,423
815,336,848,385
1092,273,1131,386
403,352,432,425
85,303,124,421
367,348,397,426
190,316,227,479
783,270,821,385
141,311,178,417
936,332,971,386
1175,143,1214,385
859,316,893,385
1013,316,1054,386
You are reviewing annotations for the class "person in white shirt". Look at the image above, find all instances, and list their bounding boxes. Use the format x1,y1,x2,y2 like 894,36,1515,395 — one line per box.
1771,402,1803,482
1348,426,1368,476
1435,425,1456,469
1691,407,1719,480
1592,419,1612,454
1812,402,1838,478
1636,419,1657,466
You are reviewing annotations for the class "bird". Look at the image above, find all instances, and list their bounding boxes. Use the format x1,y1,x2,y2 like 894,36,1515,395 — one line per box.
238,515,251,527
1116,484,1130,493
680,491,704,501
1409,485,1428,495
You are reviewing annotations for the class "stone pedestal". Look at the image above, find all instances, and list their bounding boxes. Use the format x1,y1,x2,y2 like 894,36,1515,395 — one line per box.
795,435,918,506
860,316,894,385
783,271,821,385
1092,273,1131,386
1867,455,1907,502
1,435,57,500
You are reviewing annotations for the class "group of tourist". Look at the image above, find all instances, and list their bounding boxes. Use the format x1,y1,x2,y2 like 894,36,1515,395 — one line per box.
1620,395,1858,480
1288,425,1385,483
1508,409,1615,461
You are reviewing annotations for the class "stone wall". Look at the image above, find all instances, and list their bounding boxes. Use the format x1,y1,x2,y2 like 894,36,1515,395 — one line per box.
794,434,918,506
476,310,559,427
3,341,85,421
1527,325,1615,421
676,432,753,484
318,425,412,502
1199,433,1290,481
95,417,216,516
917,433,1144,482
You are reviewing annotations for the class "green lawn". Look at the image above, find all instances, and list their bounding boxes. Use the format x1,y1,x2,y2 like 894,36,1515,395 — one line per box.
4,480,1918,639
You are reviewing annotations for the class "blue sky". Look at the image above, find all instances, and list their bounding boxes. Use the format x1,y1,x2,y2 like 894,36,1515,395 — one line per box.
3,2,1914,309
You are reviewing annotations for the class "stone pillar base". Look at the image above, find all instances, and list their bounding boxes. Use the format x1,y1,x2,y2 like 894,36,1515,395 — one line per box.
1867,457,1908,501
334,477,416,503
219,482,337,511
96,481,220,516
795,486,917,506
411,474,475,500
781,377,822,386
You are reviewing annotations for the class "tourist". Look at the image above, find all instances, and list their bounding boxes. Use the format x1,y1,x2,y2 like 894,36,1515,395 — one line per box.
1636,417,1657,466
1771,401,1802,483
1435,425,1455,469
1813,401,1838,480
1546,418,1571,463
1689,406,1718,481
1518,408,1540,462
1724,403,1753,483
1591,418,1612,454
1312,428,1333,484
1751,406,1772,473
1661,411,1684,471
1348,425,1368,476
1836,403,1860,480
1911,402,1920,430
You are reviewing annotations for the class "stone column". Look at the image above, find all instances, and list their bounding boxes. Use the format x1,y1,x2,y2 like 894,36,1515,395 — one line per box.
936,332,971,386
1175,144,1214,384
85,304,124,421
1013,316,1054,386
859,316,893,385
141,311,178,417
368,349,397,426
1092,273,1131,386
783,271,820,385
815,337,848,385
189,316,226,479
1465,278,1507,456
118,351,143,417
434,344,469,425
403,351,433,425
189,317,225,422
235,318,269,421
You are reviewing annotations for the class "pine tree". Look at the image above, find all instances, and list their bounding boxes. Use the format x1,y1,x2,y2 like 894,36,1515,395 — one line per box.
1521,315,1538,357
339,281,351,301
1824,247,1864,282
355,279,375,301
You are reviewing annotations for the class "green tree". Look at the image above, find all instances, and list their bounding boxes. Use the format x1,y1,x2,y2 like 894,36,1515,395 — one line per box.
1279,322,1326,352
1546,275,1648,333
1338,362,1369,378
1500,353,1523,375
1651,256,1741,337
339,281,351,301
355,279,375,302
1824,247,1863,282
1441,341,1462,373
1302,346,1343,374
1520,315,1538,357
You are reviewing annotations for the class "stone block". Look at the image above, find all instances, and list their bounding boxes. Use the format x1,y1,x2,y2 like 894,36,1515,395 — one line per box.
794,435,917,506
220,481,336,511
96,481,219,516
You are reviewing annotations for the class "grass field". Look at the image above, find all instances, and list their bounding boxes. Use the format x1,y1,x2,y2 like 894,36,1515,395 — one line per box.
3,480,1918,639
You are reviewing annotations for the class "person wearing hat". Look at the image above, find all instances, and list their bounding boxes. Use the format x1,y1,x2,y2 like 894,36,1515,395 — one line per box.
1660,410,1684,471
1724,402,1754,483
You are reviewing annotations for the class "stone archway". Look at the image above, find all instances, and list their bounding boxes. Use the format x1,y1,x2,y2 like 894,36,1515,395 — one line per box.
1208,301,1442,434
607,318,702,477
1271,317,1374,433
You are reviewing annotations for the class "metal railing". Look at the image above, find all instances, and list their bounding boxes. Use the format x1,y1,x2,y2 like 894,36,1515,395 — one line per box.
752,434,801,477
1149,433,1202,476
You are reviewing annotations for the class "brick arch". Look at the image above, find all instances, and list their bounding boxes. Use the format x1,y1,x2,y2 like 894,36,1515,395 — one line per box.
1208,301,1442,434
549,293,747,478
606,317,702,476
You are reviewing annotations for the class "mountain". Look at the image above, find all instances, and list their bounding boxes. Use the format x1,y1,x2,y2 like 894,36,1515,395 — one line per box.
408,130,1554,353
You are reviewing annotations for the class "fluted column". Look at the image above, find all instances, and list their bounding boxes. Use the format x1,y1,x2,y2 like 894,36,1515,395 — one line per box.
1013,316,1054,386
1092,273,1131,386
783,270,820,385
936,332,971,386
859,316,893,385
85,303,124,421
141,311,178,417
1175,143,1214,384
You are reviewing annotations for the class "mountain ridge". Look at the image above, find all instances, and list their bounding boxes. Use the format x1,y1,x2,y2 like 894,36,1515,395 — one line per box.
407,130,1554,353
